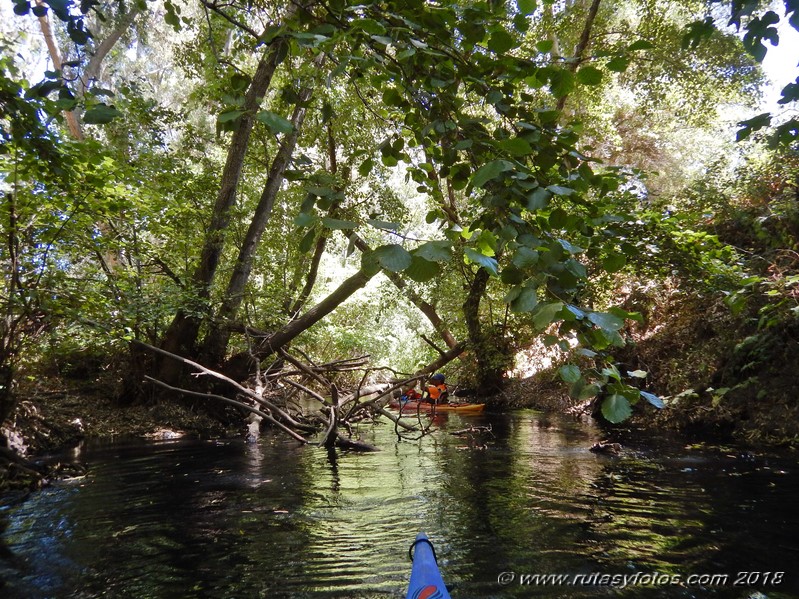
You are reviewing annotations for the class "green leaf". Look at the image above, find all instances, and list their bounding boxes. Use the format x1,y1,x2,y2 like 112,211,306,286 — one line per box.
218,110,244,124
382,87,403,107
373,244,413,272
640,390,665,408
471,160,514,188
371,34,393,46
526,187,551,210
601,394,633,423
307,186,335,197
628,39,655,51
565,305,586,320
500,266,525,285
256,111,294,134
609,306,643,322
533,302,563,329
321,217,357,230
488,29,515,54
546,185,574,196
736,112,771,141
464,248,499,275
601,364,622,381
578,383,601,400
83,103,122,124
415,241,453,262
355,18,387,35
510,284,538,312
511,246,539,268
405,256,441,282
475,229,498,255
559,364,581,384
258,24,284,45
549,69,574,98
576,66,603,85
565,258,587,279
298,229,317,253
499,137,533,156
627,370,647,378
518,0,537,15
606,56,630,72
359,158,374,177
588,311,625,331
13,1,30,16
536,40,554,53
284,169,305,181
504,286,522,304
293,212,318,227
557,238,585,254
603,253,627,272
366,219,400,230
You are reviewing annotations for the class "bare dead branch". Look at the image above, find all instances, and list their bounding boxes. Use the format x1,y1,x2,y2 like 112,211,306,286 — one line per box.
144,375,309,444
134,340,313,432
283,377,327,404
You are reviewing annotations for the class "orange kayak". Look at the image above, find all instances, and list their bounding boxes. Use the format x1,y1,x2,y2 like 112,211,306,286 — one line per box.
389,400,485,414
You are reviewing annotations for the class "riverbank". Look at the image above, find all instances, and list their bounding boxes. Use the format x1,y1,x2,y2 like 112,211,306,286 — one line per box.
0,376,239,491
4,320,797,492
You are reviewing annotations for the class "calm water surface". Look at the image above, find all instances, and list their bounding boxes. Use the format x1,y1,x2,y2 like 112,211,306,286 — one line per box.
1,410,797,598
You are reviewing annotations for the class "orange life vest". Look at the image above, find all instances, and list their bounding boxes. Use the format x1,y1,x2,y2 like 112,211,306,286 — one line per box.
426,383,448,401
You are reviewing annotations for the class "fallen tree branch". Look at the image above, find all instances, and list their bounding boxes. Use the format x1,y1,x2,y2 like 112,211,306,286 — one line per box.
334,433,379,451
321,384,339,448
377,406,419,431
450,424,493,437
134,340,313,432
282,377,327,404
144,376,310,444
278,348,330,388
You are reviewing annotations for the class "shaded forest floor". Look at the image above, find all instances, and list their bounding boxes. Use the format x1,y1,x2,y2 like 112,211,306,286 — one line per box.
4,377,237,457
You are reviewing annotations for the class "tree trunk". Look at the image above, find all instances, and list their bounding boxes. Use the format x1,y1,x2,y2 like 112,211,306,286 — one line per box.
286,232,327,318
556,0,602,112
201,84,314,366
157,38,288,383
34,0,83,139
222,267,377,377
262,267,375,353
462,267,507,395
78,6,143,97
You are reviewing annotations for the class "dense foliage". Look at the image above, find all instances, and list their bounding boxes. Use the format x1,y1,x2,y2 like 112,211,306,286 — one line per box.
0,0,796,437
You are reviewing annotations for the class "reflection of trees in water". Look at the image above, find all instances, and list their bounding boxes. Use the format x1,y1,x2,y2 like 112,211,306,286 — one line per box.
436,412,606,593
3,416,799,597
586,451,799,588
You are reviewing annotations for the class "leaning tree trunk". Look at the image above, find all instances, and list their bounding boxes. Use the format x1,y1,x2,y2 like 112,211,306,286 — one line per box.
222,267,378,378
157,38,289,384
201,81,316,367
556,0,602,112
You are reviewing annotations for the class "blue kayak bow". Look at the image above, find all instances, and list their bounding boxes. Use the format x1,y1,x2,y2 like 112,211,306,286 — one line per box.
406,532,452,599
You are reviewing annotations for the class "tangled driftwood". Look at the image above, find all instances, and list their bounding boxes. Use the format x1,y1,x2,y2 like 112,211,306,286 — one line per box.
135,340,464,451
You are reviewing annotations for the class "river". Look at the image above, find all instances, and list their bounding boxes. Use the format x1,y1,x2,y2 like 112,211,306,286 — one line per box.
1,409,797,598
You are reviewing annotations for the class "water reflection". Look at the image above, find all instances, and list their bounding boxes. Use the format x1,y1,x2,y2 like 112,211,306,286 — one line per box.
0,411,797,598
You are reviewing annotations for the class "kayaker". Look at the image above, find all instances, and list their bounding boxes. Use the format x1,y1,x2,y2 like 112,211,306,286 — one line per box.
424,374,449,404
400,383,422,403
